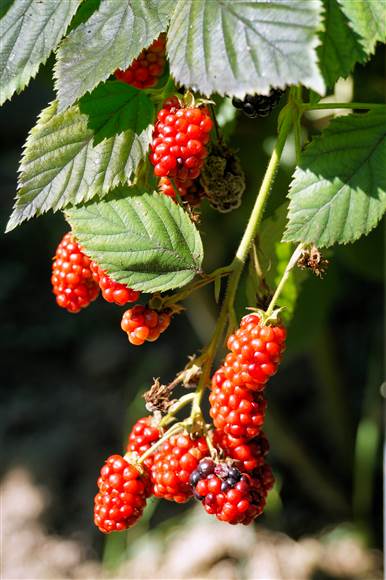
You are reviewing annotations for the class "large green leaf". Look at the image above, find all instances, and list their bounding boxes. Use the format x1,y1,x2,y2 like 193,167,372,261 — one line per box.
55,0,174,111
6,101,151,231
0,0,81,105
66,190,203,293
337,0,386,56
167,0,325,97
79,80,154,145
318,0,365,88
283,110,386,247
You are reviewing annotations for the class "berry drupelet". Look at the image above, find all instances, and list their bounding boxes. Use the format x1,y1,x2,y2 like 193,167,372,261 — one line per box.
51,232,99,313
232,88,284,118
126,416,161,470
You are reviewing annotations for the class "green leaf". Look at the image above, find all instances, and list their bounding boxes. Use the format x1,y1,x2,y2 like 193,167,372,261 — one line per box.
337,0,386,56
79,80,154,145
66,190,203,293
167,0,325,97
318,0,366,88
55,0,174,111
0,0,81,105
284,110,386,247
6,101,151,231
0,0,80,105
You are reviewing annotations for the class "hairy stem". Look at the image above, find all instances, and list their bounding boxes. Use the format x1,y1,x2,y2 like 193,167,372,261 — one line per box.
265,243,305,318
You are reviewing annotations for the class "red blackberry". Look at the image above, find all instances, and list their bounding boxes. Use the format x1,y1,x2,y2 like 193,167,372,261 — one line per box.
190,459,267,525
90,261,140,306
149,97,212,184
115,34,166,89
151,433,208,503
209,369,267,440
213,430,269,473
51,232,99,313
232,89,284,118
94,454,149,533
126,416,161,470
225,313,286,391
121,305,171,345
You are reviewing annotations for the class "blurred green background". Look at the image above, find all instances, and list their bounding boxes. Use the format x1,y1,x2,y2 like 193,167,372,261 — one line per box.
0,47,384,580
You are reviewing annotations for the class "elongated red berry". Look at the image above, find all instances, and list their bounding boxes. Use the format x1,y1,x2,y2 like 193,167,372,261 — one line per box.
190,459,268,525
115,35,166,89
150,97,212,187
94,454,149,533
209,369,267,440
90,261,140,306
51,232,99,313
151,433,208,502
126,416,162,470
225,313,286,391
121,305,171,345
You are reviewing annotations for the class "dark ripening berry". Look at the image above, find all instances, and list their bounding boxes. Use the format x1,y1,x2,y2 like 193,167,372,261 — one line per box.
94,455,149,533
126,416,162,471
90,261,140,306
121,304,171,345
232,89,284,118
115,34,166,89
150,97,213,190
190,459,267,525
51,232,99,313
225,313,286,391
151,433,208,503
209,369,267,440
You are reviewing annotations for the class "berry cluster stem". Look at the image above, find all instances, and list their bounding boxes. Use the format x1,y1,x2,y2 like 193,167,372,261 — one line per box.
190,102,293,416
265,242,305,319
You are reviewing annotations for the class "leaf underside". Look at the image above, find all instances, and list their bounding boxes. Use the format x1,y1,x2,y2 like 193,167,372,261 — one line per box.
167,0,325,97
0,0,81,106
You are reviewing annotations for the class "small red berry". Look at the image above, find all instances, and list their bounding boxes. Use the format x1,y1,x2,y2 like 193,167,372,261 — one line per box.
90,261,140,306
51,232,99,313
94,454,149,533
121,305,171,345
115,35,166,89
151,433,208,502
150,98,212,188
213,430,270,472
126,417,161,470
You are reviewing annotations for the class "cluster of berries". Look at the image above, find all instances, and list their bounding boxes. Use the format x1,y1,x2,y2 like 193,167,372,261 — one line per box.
115,35,166,89
232,88,284,118
94,411,274,531
150,97,212,200
51,233,170,345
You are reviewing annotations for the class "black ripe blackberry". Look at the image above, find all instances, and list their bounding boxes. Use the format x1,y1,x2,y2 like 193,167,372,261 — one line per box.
232,89,284,118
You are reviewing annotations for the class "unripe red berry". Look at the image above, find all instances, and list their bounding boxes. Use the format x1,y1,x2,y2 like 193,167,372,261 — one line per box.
151,433,208,502
90,261,140,306
121,305,171,345
126,416,162,470
51,232,99,313
115,35,166,89
94,454,149,533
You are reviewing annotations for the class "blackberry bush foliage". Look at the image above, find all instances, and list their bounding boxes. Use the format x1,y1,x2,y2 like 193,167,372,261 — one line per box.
3,0,385,537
